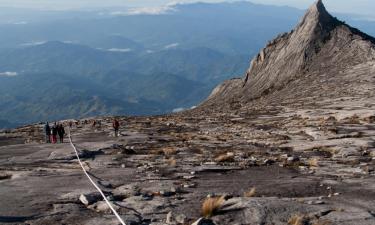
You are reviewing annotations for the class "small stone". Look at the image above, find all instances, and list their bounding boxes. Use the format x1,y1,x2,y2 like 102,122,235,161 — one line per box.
113,184,141,198
183,183,197,188
175,214,187,224
88,201,120,213
287,156,299,162
79,193,101,206
166,211,173,224
314,200,325,205
183,175,195,180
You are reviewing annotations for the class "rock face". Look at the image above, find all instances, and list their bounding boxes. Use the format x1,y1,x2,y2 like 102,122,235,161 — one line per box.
203,0,375,108
0,1,374,225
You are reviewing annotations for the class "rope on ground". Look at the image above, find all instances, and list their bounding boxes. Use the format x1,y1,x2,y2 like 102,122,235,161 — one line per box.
68,128,126,225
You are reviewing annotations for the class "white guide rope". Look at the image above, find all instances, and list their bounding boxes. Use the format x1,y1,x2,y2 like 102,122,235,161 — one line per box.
68,129,126,225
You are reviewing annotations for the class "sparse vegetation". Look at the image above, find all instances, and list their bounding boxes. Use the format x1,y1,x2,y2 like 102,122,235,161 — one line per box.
288,215,309,225
244,187,256,197
167,157,177,167
201,196,225,218
215,152,235,163
307,158,319,167
163,147,177,156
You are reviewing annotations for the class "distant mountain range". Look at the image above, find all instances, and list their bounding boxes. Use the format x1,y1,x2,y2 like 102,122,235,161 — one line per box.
0,1,374,128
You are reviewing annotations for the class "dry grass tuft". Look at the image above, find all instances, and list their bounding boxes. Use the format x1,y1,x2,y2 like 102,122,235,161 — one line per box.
163,147,177,156
244,187,256,197
307,158,319,167
201,196,225,218
167,157,177,167
215,152,235,163
288,215,309,225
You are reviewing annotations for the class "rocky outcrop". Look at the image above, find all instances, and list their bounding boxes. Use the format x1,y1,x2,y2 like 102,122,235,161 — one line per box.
203,0,375,108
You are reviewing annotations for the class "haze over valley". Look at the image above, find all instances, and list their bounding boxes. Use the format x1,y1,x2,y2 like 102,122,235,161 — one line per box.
0,1,374,128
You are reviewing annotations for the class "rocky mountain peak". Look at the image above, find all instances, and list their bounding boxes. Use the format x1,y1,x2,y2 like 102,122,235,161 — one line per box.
203,0,375,109
301,0,331,24
295,0,339,37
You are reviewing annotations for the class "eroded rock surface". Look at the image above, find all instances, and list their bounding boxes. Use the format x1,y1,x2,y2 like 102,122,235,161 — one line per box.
0,1,374,225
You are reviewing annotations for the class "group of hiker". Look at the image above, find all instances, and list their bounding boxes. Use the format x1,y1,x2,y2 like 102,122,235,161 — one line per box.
43,118,121,143
44,122,65,144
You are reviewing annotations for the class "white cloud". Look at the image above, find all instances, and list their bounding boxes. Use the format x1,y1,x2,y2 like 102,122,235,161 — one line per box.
106,4,177,16
127,5,176,15
107,48,132,52
9,21,28,25
20,41,46,46
62,40,77,44
0,72,18,77
164,43,179,49
172,107,185,113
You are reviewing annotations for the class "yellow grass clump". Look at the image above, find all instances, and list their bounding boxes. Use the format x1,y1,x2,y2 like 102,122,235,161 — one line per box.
167,157,177,167
215,152,235,163
244,187,256,197
307,158,319,167
288,215,308,225
163,147,177,156
201,196,225,218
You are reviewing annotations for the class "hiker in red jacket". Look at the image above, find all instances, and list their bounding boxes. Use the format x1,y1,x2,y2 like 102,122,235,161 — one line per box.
113,119,120,137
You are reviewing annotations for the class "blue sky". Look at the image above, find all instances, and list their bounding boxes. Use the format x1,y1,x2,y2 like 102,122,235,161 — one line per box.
0,0,373,16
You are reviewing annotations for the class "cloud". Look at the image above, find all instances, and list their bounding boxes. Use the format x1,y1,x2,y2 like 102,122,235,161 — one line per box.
164,43,179,49
8,21,29,25
172,107,185,113
20,41,46,46
127,4,177,15
0,72,18,77
107,48,132,52
104,2,179,16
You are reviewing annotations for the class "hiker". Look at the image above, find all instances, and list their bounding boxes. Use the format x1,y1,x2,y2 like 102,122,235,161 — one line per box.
44,122,51,143
92,120,97,128
69,121,73,129
51,122,58,144
58,124,65,143
112,119,120,137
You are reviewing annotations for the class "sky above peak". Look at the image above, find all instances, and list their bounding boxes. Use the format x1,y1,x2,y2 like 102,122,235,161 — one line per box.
0,0,373,17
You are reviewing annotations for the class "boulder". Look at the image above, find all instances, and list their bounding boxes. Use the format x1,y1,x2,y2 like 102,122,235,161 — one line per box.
79,192,102,206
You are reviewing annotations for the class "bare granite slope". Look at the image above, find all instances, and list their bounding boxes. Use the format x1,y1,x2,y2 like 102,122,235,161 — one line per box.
0,1,374,225
203,0,375,108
